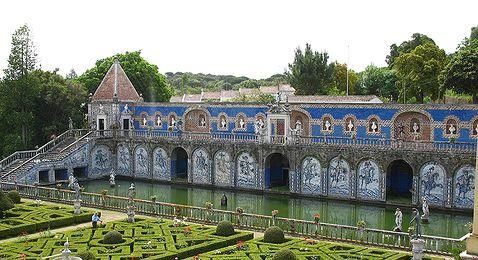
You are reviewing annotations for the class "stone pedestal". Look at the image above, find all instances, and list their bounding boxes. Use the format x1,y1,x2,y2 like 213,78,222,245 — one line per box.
73,200,81,215
411,239,425,260
127,205,135,223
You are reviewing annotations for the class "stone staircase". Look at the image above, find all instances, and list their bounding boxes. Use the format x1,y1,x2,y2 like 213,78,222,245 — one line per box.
0,129,92,182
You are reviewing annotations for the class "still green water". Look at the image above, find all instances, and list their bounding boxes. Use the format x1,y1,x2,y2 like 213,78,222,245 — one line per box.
81,179,471,238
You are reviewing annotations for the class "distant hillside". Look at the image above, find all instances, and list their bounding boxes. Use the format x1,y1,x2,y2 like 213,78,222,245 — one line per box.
165,72,287,94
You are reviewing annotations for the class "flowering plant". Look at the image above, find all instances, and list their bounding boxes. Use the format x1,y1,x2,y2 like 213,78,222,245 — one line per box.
313,213,321,223
236,240,245,250
183,226,192,235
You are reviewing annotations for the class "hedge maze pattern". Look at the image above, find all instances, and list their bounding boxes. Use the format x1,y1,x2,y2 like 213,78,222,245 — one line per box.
0,218,253,259
189,237,443,260
0,202,91,239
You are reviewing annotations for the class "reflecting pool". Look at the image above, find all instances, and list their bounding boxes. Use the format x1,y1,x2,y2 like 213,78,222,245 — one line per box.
81,179,471,238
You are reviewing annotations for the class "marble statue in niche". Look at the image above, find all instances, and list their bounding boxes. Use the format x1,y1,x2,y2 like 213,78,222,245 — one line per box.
357,160,380,199
153,148,169,180
301,157,321,194
169,115,176,128
346,118,354,132
454,165,475,208
142,116,148,126
156,115,162,127
369,119,379,133
446,119,457,135
193,148,211,184
135,147,149,176
92,146,111,173
199,114,206,127
238,117,245,129
220,115,227,129
295,119,302,132
328,157,351,196
237,152,257,188
117,145,130,175
214,151,232,186
411,118,420,134
473,120,478,136
419,163,445,205
322,117,332,131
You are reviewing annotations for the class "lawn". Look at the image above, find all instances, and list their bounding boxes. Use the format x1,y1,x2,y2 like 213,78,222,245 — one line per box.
0,218,253,259
0,201,91,239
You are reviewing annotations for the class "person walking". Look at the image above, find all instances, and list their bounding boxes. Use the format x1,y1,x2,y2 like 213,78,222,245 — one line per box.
91,212,101,228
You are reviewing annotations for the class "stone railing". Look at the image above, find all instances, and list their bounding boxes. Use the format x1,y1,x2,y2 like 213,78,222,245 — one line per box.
92,129,476,153
0,182,465,255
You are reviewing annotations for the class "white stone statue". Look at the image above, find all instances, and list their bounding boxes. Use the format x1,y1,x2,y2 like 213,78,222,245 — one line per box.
127,204,135,223
448,124,456,134
122,104,129,113
68,172,76,189
170,117,176,127
142,117,148,126
371,121,378,133
347,120,354,132
394,208,403,232
109,170,116,187
221,117,227,128
412,122,420,133
200,117,206,127
421,197,429,222
128,183,136,200
324,120,331,131
475,124,478,135
156,115,162,126
239,118,245,129
259,118,264,128
68,117,73,130
295,120,302,131
275,92,282,104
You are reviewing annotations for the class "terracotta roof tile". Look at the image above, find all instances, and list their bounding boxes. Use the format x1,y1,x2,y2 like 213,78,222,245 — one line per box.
91,60,141,102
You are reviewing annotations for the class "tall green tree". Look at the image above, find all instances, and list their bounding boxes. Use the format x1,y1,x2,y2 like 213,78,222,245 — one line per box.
77,51,172,102
1,25,39,149
357,65,398,100
393,42,447,103
440,43,478,103
286,43,334,95
386,33,435,67
330,62,358,95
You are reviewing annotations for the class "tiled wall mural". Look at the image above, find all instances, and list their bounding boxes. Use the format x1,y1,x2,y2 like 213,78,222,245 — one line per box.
236,152,258,189
214,151,233,187
328,157,351,197
69,145,88,165
134,146,149,177
91,145,111,176
357,160,381,200
301,157,322,195
117,145,130,175
454,165,475,208
192,148,211,184
419,162,445,206
153,147,170,180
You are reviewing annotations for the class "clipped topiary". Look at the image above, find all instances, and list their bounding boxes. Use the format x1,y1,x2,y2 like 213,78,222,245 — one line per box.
77,251,96,260
263,226,285,244
0,192,14,218
272,248,297,260
7,190,21,204
102,230,124,244
216,220,235,236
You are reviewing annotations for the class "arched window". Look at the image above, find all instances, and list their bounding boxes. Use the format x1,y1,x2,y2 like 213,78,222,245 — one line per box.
368,118,379,134
344,117,355,132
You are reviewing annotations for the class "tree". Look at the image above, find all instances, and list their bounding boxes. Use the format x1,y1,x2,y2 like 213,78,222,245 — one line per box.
393,42,447,103
386,33,435,67
330,62,358,95
77,51,172,102
286,43,334,95
1,25,39,148
440,44,478,103
357,65,398,100
0,192,14,218
470,26,478,43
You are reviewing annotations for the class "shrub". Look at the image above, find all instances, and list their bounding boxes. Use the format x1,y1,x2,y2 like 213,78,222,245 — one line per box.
0,192,14,217
7,191,21,204
102,230,124,244
216,221,235,236
264,226,285,244
77,251,96,260
272,248,297,260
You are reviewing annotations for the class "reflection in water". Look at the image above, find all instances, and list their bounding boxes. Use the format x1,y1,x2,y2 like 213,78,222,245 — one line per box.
81,179,471,238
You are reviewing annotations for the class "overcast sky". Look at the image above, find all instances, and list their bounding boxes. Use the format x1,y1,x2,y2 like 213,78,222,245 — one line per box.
0,0,477,79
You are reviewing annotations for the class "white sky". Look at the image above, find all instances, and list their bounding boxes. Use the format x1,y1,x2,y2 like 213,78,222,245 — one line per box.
0,0,477,79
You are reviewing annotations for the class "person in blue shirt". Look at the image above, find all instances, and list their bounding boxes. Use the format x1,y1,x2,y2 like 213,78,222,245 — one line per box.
91,212,101,228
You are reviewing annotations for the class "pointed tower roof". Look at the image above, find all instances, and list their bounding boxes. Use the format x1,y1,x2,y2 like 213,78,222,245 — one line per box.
91,60,141,102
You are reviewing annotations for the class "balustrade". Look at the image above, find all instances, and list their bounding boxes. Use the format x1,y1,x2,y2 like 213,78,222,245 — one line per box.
0,181,464,255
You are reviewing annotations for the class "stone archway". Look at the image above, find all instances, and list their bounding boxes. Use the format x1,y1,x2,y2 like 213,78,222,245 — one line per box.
171,147,188,181
264,153,290,190
392,111,432,141
386,159,413,203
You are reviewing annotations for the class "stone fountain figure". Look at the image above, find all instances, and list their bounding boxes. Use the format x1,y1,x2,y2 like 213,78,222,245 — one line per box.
72,181,81,215
127,183,136,222
67,172,76,189
109,170,116,187
410,208,425,260
421,197,429,223
394,208,403,232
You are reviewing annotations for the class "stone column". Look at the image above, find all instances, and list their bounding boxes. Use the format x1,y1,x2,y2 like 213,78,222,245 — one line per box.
461,139,478,259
